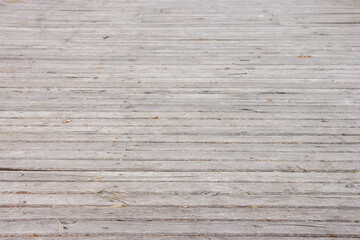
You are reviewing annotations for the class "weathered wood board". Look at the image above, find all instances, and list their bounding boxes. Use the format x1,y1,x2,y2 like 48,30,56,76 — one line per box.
0,0,359,238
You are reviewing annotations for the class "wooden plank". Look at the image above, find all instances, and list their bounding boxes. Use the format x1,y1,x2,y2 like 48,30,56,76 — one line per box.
1,134,360,146
2,150,359,161
0,110,357,120
1,193,360,208
2,206,359,221
0,220,359,237
0,171,357,183
1,181,359,195
0,159,359,172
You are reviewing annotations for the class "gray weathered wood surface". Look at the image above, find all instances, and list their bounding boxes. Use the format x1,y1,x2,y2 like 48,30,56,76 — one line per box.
0,0,360,238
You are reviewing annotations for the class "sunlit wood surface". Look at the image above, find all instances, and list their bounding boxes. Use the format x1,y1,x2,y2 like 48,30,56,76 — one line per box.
0,0,360,238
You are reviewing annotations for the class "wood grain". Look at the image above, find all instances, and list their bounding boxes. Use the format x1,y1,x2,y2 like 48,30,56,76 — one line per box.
0,0,359,238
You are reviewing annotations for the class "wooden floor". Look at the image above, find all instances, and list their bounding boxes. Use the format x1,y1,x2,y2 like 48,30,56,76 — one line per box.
1,0,360,239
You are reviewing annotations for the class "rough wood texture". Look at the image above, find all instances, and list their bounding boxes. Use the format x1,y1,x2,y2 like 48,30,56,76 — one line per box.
0,0,360,239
